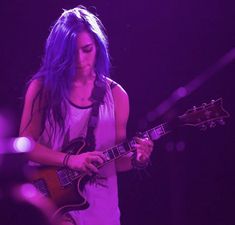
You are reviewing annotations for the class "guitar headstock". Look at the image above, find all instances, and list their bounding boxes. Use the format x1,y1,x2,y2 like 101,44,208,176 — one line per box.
179,98,230,130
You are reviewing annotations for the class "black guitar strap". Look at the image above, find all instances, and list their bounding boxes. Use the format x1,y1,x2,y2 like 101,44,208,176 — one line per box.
85,77,106,152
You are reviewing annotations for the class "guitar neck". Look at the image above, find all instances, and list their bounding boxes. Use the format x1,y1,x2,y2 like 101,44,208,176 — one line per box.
101,120,176,164
59,120,176,185
40,98,230,187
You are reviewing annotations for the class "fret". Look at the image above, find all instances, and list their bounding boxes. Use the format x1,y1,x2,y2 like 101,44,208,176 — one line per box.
123,142,131,151
160,124,167,135
159,124,166,135
105,149,115,160
148,124,166,140
141,131,151,139
112,147,120,158
102,144,129,163
116,144,127,155
103,150,112,161
128,139,136,150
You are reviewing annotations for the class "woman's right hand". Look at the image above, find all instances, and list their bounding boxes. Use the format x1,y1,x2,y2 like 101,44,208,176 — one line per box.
67,151,106,176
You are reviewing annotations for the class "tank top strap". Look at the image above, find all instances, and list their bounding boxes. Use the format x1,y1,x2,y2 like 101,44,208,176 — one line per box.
110,80,118,89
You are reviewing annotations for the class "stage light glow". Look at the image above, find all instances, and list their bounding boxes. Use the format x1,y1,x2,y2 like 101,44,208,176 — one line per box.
175,87,187,98
19,183,37,198
165,141,174,152
13,137,33,153
176,141,186,152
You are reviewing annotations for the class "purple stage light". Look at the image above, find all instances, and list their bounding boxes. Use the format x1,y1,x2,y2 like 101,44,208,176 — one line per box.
173,87,187,99
18,183,38,199
12,137,34,153
176,141,186,152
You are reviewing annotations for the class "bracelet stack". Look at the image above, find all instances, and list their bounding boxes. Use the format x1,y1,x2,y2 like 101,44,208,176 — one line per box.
63,152,72,168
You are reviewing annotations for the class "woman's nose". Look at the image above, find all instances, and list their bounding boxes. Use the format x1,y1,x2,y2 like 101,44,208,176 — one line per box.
77,51,85,64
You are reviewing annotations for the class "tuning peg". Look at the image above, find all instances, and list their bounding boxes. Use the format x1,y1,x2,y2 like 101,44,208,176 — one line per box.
218,119,225,126
209,121,216,128
202,103,207,108
199,124,207,131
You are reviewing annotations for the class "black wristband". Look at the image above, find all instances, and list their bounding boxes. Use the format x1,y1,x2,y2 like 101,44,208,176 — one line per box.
63,152,72,167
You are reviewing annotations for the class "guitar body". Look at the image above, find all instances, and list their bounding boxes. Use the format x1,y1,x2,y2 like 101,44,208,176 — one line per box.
31,138,89,215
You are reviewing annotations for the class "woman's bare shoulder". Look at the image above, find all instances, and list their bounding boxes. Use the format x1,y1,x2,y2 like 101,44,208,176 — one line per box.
25,78,44,100
104,77,128,96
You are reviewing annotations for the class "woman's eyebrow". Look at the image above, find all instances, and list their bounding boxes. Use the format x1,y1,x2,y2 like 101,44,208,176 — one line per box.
81,43,93,48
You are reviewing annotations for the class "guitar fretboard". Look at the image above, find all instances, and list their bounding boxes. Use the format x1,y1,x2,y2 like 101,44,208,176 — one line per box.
102,123,169,163
56,122,172,187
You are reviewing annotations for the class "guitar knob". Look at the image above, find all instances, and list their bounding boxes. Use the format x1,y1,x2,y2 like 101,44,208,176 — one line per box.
218,119,225,126
193,106,197,111
211,99,215,104
199,124,207,131
209,121,216,128
202,103,207,108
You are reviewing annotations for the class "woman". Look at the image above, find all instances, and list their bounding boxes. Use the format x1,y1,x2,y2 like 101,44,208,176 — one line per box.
20,6,153,225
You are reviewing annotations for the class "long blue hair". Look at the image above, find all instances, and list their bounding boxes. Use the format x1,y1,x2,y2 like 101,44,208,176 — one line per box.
28,6,110,138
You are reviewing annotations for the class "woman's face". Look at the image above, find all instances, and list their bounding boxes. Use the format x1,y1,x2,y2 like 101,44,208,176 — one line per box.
76,31,97,77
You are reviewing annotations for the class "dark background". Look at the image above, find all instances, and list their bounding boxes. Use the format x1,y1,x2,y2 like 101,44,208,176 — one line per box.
0,1,235,225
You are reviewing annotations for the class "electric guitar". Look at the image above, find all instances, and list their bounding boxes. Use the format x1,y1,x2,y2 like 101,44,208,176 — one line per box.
31,98,229,217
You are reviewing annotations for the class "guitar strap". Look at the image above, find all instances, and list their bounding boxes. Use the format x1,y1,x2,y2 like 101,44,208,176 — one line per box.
85,77,106,152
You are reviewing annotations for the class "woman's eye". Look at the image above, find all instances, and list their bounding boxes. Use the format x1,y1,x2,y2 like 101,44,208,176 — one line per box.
83,46,93,53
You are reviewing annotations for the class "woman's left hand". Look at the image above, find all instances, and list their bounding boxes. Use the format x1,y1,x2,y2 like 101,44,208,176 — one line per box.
134,137,154,163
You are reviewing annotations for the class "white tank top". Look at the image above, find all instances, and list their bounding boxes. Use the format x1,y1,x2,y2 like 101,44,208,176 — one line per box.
39,80,120,225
